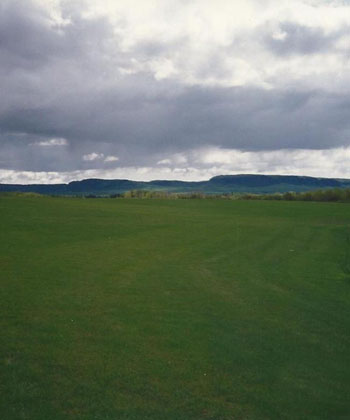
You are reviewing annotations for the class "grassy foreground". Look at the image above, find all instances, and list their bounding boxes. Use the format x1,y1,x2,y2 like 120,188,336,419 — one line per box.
0,196,349,419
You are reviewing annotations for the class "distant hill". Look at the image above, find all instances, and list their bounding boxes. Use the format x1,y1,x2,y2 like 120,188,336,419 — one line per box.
1,174,350,196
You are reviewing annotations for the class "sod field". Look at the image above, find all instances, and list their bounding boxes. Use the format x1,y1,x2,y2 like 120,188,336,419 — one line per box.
0,195,349,419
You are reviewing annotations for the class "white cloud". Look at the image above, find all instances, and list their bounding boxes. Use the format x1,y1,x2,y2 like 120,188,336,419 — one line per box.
156,154,187,166
104,155,119,162
32,138,68,147
65,0,350,89
271,30,288,41
3,146,350,184
30,0,350,90
82,152,105,161
157,159,171,165
82,154,119,163
192,146,350,177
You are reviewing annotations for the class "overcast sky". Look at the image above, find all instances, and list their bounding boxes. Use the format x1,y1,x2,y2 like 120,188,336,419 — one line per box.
1,0,350,183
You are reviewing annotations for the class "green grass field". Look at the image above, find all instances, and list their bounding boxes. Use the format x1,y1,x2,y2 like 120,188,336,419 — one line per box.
1,196,349,419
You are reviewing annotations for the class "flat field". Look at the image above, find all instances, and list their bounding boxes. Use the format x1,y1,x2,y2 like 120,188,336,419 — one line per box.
0,196,349,419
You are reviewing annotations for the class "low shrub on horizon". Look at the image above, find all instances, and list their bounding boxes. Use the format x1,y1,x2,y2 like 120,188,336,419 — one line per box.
114,188,350,202
4,187,349,202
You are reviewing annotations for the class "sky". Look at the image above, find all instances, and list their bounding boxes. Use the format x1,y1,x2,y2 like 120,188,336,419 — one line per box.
1,0,350,183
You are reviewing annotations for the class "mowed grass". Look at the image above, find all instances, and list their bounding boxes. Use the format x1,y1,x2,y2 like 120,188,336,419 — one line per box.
0,196,349,420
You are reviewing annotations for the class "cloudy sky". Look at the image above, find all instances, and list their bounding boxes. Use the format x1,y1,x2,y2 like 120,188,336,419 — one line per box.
1,0,350,183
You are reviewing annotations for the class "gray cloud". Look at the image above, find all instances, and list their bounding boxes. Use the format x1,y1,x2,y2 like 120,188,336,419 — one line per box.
263,22,341,56
1,0,350,178
2,84,350,171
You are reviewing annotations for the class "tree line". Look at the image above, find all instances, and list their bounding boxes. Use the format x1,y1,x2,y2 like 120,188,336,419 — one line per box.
105,188,350,202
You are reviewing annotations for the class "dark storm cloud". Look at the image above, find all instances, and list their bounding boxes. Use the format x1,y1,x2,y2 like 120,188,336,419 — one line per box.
0,0,116,69
2,82,350,171
1,0,350,174
0,0,60,70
